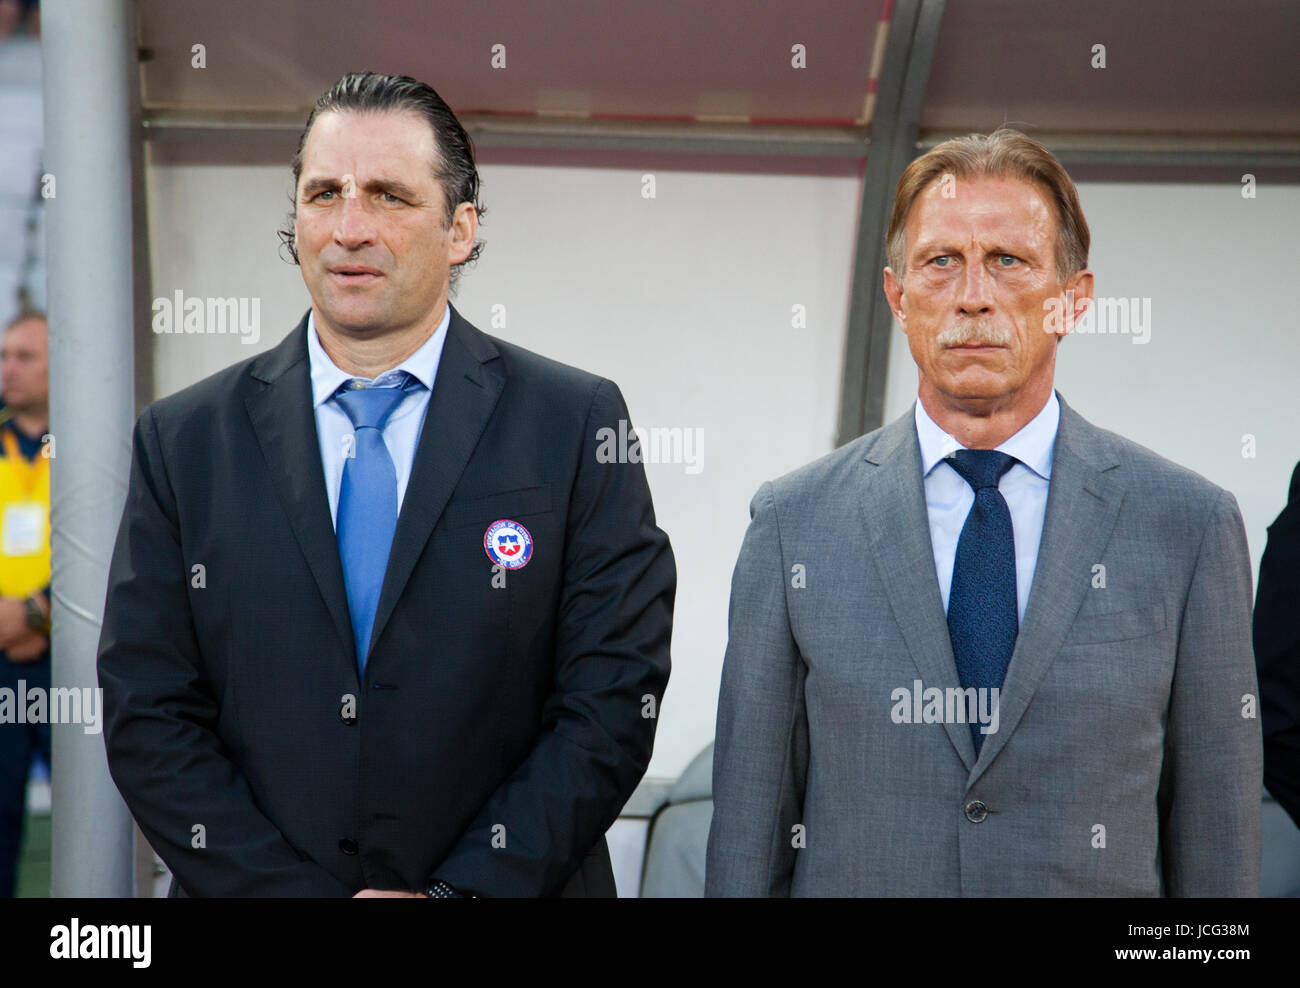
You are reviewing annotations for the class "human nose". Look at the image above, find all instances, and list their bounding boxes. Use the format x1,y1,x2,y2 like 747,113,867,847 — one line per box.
333,193,377,249
956,258,993,314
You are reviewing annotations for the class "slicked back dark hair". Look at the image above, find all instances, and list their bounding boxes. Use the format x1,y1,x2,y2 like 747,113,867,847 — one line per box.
277,71,486,289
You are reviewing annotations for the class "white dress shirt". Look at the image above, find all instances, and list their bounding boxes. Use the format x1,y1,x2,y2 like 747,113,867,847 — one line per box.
914,391,1060,624
308,305,451,528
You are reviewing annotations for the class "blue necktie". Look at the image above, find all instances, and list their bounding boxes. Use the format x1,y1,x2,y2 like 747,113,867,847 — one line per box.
334,376,409,673
945,449,1018,754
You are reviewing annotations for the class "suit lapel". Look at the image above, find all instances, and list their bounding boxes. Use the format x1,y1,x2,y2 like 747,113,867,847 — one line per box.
367,305,505,657
243,313,357,671
861,409,977,771
968,392,1127,781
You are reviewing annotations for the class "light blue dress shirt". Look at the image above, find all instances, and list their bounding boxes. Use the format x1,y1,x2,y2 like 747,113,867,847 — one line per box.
914,391,1060,624
308,305,451,528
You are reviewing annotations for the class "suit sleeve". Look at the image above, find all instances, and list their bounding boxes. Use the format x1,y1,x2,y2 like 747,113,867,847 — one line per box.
1158,488,1262,896
705,482,807,897
431,379,675,896
97,406,352,897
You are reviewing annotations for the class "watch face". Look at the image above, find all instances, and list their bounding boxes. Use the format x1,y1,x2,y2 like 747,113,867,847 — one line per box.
25,596,48,632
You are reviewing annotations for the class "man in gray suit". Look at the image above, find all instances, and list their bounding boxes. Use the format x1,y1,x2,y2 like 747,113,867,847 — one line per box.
706,129,1261,896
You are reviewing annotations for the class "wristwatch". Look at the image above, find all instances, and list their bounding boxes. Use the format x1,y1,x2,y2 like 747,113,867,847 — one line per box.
24,593,50,636
423,879,470,898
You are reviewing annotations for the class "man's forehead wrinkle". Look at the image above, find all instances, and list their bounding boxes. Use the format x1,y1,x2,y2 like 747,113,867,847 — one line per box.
911,225,1044,253
302,172,420,190
305,110,437,158
302,150,425,178
916,225,1047,251
916,198,1051,229
909,193,1054,257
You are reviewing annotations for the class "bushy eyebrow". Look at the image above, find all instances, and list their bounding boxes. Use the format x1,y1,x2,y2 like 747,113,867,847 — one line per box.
299,175,423,202
911,241,1039,260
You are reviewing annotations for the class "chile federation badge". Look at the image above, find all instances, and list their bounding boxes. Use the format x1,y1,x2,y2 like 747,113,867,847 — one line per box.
484,519,533,570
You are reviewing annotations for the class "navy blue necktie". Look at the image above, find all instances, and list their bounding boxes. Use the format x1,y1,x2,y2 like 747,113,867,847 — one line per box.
334,376,409,673
945,449,1018,754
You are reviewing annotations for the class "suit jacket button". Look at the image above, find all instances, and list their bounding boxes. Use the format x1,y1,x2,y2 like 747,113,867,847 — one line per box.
964,800,988,823
339,838,359,855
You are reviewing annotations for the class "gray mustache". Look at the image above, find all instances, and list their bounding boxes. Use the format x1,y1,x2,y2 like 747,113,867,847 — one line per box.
935,323,1014,347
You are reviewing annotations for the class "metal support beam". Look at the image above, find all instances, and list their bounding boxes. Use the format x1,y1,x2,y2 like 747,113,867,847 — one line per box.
142,107,870,158
837,0,946,445
140,108,1300,168
918,130,1300,170
44,0,139,896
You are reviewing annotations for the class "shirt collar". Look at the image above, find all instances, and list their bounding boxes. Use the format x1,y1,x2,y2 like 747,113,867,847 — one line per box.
914,389,1059,481
307,304,451,408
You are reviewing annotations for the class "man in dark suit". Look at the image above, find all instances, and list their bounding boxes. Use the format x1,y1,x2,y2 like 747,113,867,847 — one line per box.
97,72,675,897
1255,461,1300,828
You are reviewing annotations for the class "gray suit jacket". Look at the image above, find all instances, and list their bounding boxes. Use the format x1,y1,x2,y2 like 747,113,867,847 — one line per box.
706,392,1261,896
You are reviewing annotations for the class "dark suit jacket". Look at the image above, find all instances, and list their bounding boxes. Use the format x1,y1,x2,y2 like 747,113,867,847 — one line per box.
97,305,676,896
1255,461,1300,827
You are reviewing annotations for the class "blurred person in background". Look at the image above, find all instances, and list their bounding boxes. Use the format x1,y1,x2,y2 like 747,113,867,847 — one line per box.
0,309,51,897
0,0,38,40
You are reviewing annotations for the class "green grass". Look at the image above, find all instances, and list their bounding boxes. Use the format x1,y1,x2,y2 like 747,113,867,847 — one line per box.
14,810,50,898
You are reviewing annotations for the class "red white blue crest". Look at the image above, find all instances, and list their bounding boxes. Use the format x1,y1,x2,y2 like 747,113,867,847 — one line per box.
484,519,533,570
